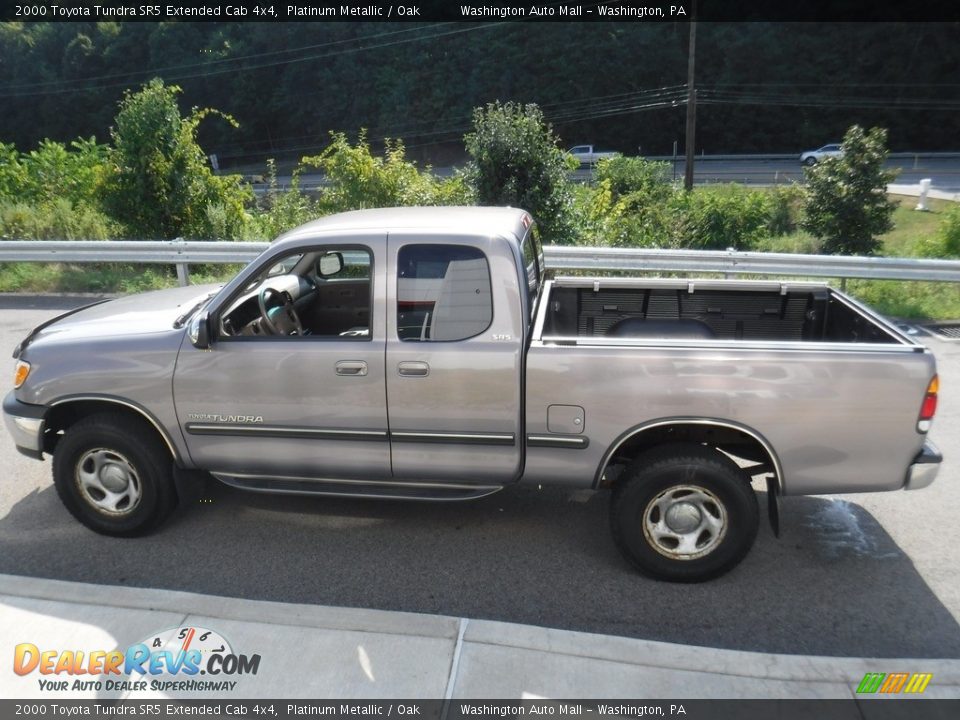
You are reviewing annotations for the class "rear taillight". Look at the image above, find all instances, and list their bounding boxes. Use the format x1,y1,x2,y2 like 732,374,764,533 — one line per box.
918,375,939,433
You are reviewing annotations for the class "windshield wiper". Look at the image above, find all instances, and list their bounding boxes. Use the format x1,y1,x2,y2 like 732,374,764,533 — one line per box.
173,291,218,329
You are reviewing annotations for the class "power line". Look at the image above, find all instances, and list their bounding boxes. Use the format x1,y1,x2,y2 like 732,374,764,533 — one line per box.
207,85,691,159
0,23,502,98
697,89,960,111
0,23,456,92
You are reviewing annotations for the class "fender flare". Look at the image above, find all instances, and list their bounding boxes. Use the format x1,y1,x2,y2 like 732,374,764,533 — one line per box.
594,417,784,536
49,394,184,465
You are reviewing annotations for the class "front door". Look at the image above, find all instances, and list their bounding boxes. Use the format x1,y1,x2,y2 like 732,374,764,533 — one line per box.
174,240,390,481
385,234,523,484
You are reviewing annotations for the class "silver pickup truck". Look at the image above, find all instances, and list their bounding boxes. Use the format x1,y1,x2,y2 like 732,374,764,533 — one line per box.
4,207,942,582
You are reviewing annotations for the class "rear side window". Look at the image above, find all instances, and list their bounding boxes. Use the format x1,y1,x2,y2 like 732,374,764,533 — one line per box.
397,244,492,342
520,226,544,320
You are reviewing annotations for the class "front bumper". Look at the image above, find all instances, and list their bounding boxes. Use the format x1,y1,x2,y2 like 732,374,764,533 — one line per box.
3,391,47,460
904,440,942,491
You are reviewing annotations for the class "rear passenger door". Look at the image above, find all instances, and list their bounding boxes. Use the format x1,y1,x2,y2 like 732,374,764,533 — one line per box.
385,234,524,484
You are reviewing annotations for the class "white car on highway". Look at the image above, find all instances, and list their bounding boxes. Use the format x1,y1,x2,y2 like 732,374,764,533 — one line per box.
800,143,843,166
568,145,619,166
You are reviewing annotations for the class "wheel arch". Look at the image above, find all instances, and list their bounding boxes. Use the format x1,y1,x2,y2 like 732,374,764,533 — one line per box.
43,396,182,465
594,418,784,535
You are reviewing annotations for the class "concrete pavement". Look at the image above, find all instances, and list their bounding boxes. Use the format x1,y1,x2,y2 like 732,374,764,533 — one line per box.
888,183,960,202
2,574,959,700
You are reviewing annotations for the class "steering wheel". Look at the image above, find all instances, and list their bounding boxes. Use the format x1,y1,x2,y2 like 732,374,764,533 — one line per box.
258,287,304,336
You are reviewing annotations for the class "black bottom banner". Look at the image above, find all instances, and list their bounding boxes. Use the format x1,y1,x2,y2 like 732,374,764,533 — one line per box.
3,699,959,720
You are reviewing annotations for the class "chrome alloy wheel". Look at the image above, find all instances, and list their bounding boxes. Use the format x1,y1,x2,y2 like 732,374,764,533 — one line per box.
642,484,728,560
75,448,142,516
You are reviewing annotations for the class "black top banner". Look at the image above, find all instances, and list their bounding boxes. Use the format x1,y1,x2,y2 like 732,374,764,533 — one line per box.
3,0,960,23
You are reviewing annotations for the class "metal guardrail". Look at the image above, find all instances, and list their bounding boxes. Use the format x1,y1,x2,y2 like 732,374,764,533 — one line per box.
3,239,960,286
542,246,960,283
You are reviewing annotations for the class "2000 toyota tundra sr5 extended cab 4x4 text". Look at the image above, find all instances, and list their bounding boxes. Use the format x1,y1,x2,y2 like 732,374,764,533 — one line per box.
4,207,943,581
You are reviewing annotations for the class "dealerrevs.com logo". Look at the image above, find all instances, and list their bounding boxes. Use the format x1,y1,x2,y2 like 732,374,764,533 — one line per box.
13,626,261,693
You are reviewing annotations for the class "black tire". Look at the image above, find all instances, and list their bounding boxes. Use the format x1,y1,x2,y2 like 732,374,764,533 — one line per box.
52,412,177,536
610,443,759,582
803,156,817,166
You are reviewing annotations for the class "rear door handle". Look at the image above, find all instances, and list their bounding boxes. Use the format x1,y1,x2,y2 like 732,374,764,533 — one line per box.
398,361,430,377
335,360,367,376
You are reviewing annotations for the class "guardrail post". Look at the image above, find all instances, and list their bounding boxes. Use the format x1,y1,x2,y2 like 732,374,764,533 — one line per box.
173,237,190,287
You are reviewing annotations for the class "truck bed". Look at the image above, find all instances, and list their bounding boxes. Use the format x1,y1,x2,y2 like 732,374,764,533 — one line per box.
524,277,933,498
538,278,914,347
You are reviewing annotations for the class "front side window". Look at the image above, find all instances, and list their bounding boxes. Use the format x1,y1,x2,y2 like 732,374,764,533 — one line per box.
397,244,492,342
220,247,372,339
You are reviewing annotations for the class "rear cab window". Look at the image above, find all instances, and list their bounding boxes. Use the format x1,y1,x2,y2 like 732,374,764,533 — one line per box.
396,244,493,342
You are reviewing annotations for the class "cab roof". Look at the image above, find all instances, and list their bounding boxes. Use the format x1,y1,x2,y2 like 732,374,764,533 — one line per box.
275,206,531,245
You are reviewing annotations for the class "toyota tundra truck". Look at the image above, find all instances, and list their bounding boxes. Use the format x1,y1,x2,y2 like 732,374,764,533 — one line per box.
3,207,942,581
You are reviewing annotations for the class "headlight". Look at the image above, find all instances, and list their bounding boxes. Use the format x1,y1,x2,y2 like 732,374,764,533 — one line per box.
13,360,31,388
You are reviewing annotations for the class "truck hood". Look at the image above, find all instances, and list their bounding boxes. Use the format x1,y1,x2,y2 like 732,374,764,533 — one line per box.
18,284,223,351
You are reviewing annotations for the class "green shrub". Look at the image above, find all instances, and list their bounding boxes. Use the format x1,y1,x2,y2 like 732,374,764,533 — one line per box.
0,142,27,200
938,205,960,257
246,160,320,240
0,199,116,240
594,156,672,202
766,184,805,237
573,181,777,251
672,184,773,251
802,125,898,255
464,102,577,245
916,204,960,258
100,78,252,240
302,131,466,215
19,137,108,208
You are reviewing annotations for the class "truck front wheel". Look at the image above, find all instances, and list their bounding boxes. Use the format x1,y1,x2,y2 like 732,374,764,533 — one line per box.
610,443,759,582
52,413,177,536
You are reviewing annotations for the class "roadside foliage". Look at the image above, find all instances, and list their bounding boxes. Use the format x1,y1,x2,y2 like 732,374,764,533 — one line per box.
1,81,959,318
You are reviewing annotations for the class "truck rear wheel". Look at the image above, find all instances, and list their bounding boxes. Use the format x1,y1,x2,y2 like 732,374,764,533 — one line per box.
610,443,759,582
52,412,177,536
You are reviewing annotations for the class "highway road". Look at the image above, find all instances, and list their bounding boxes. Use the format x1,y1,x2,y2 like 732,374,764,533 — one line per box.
1,296,959,659
261,155,960,194
642,156,960,192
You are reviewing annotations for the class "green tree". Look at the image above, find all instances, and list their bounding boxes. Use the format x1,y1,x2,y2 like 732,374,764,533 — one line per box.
464,102,577,245
802,125,898,255
101,78,251,239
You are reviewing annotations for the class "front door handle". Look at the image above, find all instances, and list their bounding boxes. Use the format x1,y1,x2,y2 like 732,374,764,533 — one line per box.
398,361,430,377
335,360,367,376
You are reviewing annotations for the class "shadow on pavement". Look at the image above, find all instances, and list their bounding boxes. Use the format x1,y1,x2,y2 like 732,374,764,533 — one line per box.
1,480,958,659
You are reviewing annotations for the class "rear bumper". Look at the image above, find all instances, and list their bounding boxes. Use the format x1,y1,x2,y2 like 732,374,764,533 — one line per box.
904,440,942,491
2,391,47,460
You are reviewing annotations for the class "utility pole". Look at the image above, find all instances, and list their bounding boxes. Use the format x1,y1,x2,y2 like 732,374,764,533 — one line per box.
683,1,697,191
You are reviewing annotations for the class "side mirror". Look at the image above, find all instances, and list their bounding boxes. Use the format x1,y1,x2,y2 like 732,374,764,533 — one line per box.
188,311,211,349
318,252,344,277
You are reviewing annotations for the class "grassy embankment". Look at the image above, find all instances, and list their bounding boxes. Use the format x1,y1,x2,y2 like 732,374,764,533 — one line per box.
765,196,960,320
